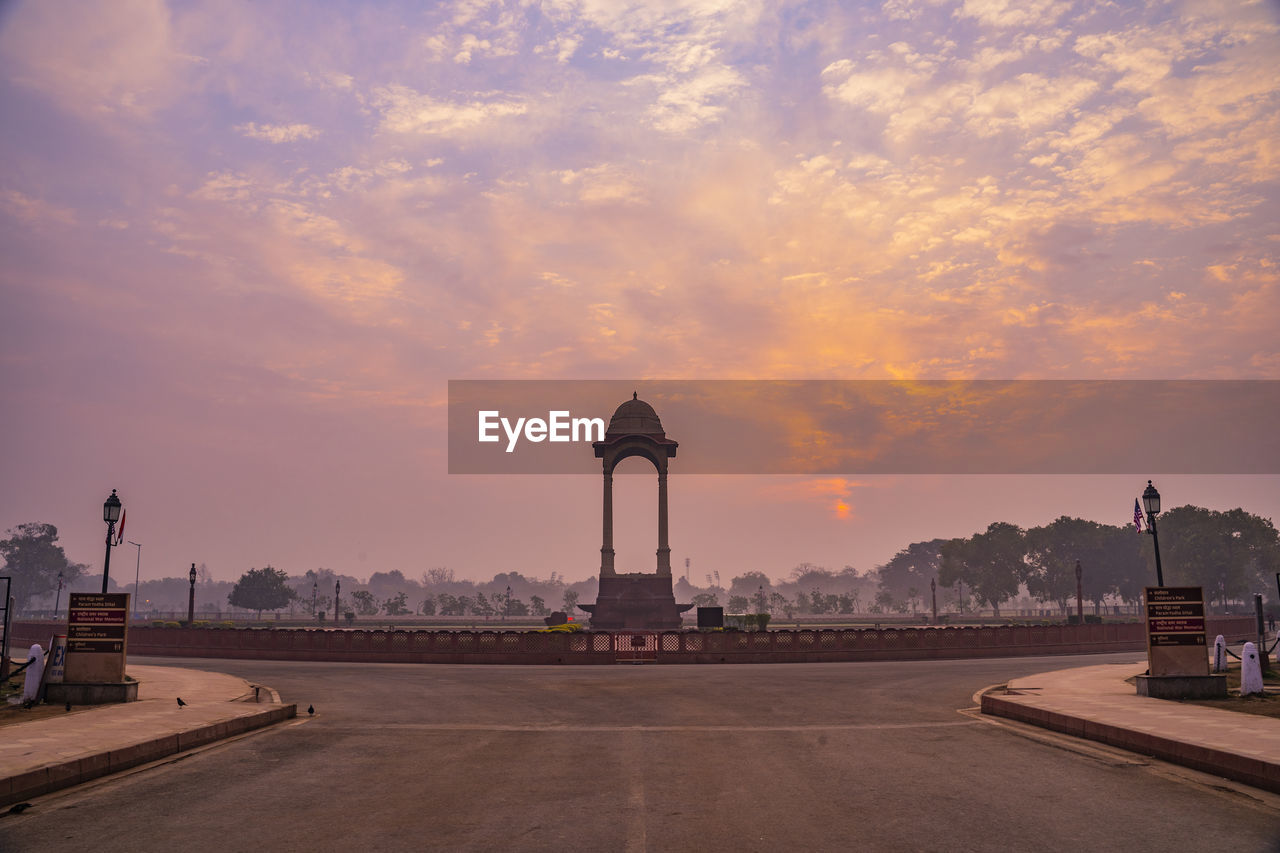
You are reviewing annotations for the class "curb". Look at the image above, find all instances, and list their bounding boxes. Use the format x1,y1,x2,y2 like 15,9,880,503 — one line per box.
0,703,296,807
980,689,1280,794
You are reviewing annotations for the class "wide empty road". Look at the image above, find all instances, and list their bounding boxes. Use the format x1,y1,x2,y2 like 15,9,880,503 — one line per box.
3,654,1279,852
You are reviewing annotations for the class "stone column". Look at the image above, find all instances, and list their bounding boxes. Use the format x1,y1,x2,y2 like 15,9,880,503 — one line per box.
656,469,671,575
601,468,616,576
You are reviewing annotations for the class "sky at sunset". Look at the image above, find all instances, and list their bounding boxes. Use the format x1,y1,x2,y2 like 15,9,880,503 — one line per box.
1,0,1277,589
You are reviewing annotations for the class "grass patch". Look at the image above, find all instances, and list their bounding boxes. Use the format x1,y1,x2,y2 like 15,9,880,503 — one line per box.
1186,662,1280,719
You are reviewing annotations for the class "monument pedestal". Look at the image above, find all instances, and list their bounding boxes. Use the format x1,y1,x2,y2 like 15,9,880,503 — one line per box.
580,574,693,630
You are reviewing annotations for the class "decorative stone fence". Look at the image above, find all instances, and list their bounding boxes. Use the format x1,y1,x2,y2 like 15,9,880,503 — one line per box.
10,617,1257,665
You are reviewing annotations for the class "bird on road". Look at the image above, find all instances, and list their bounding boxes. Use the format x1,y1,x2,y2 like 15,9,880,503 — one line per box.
64,701,72,712
176,697,187,708
7,803,33,815
307,704,315,716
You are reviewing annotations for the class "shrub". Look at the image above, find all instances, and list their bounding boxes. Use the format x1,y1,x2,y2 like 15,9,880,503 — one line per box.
162,621,181,628
539,623,583,633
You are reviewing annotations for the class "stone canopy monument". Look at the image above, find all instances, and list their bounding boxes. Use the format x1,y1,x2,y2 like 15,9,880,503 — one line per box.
579,393,693,630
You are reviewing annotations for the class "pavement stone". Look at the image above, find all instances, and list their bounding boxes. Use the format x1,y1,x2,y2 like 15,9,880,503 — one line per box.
981,658,1280,794
1,664,295,806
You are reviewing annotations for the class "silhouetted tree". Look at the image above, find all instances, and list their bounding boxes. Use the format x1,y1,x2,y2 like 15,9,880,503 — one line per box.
227,566,295,618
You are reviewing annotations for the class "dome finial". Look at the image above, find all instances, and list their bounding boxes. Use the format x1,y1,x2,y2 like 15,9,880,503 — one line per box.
633,390,638,400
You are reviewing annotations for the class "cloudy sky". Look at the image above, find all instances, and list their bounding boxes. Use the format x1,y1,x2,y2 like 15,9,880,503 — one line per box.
1,0,1277,588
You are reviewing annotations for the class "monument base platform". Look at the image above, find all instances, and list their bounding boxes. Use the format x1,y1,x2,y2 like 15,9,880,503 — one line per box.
1135,674,1227,700
46,680,139,705
580,574,693,630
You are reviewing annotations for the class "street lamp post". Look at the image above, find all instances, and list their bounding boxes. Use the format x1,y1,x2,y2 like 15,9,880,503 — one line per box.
101,490,122,594
335,580,341,624
1142,480,1165,587
54,571,64,618
313,582,318,619
505,585,512,622
758,584,766,614
930,578,938,625
187,563,197,626
129,541,142,622
1075,560,1084,623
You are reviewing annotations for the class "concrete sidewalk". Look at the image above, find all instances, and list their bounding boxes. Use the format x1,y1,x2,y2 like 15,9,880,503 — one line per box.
982,659,1280,794
1,665,295,807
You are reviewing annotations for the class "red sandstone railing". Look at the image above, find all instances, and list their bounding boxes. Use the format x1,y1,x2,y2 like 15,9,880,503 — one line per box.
7,617,1258,665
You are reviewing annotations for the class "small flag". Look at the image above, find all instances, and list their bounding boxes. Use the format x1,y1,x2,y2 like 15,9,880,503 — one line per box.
116,509,126,545
1133,499,1142,533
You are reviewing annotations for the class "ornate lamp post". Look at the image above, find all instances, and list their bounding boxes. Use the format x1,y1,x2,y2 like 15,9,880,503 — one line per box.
334,579,341,624
1142,480,1165,587
54,570,64,617
1075,560,1084,623
312,581,318,619
758,584,766,614
187,563,197,626
504,585,512,622
101,489,122,594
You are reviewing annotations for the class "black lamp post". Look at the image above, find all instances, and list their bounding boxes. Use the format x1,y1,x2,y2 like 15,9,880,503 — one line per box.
758,584,766,614
54,570,64,617
505,585,512,622
187,563,197,625
312,582,318,618
334,580,341,624
1142,479,1164,587
101,489,122,594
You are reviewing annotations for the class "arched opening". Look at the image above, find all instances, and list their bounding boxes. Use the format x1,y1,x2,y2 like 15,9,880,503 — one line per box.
611,454,659,574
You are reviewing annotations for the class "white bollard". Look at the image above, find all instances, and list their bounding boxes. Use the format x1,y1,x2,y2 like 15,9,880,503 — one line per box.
1241,641,1265,696
21,644,44,703
1213,635,1228,673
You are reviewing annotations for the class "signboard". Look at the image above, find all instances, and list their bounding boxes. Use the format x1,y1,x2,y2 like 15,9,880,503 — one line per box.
64,593,129,683
1145,587,1209,677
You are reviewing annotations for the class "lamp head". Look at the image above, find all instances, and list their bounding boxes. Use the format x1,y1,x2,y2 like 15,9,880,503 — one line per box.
1141,480,1161,516
103,489,122,524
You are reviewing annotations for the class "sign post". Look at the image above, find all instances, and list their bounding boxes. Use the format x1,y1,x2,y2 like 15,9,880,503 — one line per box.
1137,586,1225,699
64,592,130,683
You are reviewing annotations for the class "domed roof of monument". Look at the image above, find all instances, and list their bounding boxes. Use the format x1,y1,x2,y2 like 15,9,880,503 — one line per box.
607,392,665,436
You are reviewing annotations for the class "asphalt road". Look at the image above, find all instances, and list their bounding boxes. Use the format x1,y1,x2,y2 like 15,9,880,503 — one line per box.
3,653,1279,852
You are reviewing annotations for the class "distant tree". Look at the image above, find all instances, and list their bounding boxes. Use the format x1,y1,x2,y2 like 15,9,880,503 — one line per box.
1024,517,1106,614
423,567,455,586
0,522,85,612
382,591,410,616
457,595,475,615
473,591,494,618
562,589,580,614
530,595,548,617
729,571,772,601
877,539,945,605
768,592,793,619
437,593,462,615
227,566,295,618
727,595,749,613
351,590,379,616
1158,506,1280,610
506,598,529,617
691,592,719,608
939,522,1027,617
420,595,437,616
873,590,894,614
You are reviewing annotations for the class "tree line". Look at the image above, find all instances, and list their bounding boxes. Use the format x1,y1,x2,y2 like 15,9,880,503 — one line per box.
4,504,1277,619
